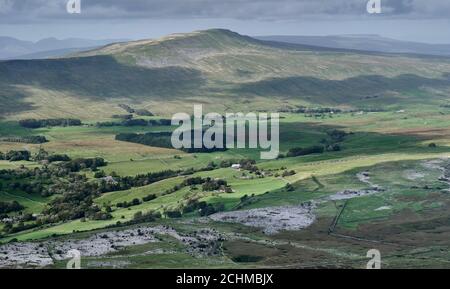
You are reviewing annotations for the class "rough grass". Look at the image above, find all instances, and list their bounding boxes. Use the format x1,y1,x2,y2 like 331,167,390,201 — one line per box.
0,34,450,267
2,30,450,119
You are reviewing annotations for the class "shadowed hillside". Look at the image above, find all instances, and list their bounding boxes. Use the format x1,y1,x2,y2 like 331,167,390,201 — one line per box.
0,56,204,98
256,35,450,57
234,74,450,105
1,29,450,119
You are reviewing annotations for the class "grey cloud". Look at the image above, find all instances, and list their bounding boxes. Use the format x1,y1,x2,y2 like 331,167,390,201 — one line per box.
1,0,449,23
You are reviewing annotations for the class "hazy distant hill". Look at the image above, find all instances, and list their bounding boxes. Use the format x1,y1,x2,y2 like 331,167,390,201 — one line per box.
256,35,450,56
0,37,127,60
1,29,449,120
5,47,103,60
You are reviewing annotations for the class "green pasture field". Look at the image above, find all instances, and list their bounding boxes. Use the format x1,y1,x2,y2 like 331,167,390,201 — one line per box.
2,29,450,268
0,105,449,268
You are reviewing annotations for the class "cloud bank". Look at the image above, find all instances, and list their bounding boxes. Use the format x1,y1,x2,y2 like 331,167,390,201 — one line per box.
1,0,450,23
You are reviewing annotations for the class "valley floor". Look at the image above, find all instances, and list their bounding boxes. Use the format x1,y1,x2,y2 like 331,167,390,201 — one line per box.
1,108,450,268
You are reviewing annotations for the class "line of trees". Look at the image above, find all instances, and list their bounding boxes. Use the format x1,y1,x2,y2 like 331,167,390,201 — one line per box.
96,118,171,127
59,158,107,172
182,199,225,217
0,201,24,214
283,129,348,158
34,148,71,163
19,118,82,129
0,148,71,163
0,150,31,161
0,135,48,144
115,131,228,153
287,106,343,114
286,145,325,157
118,104,154,116
115,132,174,148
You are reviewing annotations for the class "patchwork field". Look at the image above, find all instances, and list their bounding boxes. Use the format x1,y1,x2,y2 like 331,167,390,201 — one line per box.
0,29,450,269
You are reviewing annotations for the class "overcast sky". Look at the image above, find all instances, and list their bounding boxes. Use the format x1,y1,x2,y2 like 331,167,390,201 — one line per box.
1,0,450,43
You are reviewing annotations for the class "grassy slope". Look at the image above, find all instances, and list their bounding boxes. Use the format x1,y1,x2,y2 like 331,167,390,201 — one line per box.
1,29,450,120
1,30,450,268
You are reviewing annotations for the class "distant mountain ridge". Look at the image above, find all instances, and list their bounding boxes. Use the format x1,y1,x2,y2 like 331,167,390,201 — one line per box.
255,35,450,56
1,29,450,120
0,37,128,60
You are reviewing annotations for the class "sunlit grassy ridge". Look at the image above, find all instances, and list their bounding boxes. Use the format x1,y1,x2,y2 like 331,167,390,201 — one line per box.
1,29,450,120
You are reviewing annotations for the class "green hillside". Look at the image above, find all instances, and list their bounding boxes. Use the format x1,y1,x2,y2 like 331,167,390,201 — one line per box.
1,29,450,120
0,29,450,269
